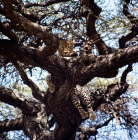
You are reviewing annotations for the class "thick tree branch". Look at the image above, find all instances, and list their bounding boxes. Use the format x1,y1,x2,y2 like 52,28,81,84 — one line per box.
0,39,63,69
12,61,45,102
122,0,138,25
80,0,113,55
119,0,138,49
74,44,138,85
105,64,132,102
92,81,129,114
0,0,137,139
119,25,138,48
0,87,40,114
0,39,38,66
0,39,136,88
13,0,42,22
0,118,23,133
2,0,59,57
88,65,131,120
0,39,67,89
0,20,18,32
22,103,52,140
121,64,132,83
0,55,9,68
0,21,18,42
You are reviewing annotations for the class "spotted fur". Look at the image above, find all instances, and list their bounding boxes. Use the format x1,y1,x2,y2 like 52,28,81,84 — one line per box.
46,74,95,120
58,40,77,57
72,85,96,120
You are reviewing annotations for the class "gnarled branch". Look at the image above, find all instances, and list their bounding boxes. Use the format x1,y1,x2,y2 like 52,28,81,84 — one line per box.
0,118,23,133
0,87,40,114
2,0,59,57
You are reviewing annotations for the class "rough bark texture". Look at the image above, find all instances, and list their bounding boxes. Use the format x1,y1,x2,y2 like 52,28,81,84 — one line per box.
0,0,138,140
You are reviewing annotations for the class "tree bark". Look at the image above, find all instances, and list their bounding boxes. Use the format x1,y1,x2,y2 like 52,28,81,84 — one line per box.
0,0,137,139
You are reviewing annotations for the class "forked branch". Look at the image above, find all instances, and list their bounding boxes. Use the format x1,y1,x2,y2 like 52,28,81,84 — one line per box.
12,61,45,102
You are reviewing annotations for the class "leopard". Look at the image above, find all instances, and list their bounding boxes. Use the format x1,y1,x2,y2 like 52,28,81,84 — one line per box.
71,85,96,120
46,74,95,120
58,39,78,57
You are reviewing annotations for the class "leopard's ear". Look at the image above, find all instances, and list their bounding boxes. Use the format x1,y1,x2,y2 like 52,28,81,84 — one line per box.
68,40,75,46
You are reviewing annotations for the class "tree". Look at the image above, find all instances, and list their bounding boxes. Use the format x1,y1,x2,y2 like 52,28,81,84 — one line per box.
0,0,138,139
